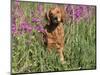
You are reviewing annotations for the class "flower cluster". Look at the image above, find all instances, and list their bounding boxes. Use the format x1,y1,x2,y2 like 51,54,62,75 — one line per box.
19,21,33,33
65,4,73,18
74,6,84,19
33,25,45,32
32,18,41,22
12,1,94,35
65,5,90,21
12,1,45,35
37,3,43,15
12,17,16,33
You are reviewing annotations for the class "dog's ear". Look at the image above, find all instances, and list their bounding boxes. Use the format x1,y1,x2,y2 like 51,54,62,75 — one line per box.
45,11,50,22
60,7,65,22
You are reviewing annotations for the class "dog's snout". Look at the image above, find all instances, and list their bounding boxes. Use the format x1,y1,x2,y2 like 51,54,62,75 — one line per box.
50,15,58,24
53,16,57,20
50,15,57,21
50,13,57,20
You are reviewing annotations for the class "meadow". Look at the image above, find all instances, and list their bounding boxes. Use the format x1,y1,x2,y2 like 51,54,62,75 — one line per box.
11,0,96,74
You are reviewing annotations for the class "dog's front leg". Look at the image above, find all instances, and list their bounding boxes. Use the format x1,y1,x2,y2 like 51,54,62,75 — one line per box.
57,47,65,64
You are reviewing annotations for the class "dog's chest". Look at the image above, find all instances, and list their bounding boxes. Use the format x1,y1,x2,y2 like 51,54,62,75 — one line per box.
46,24,64,44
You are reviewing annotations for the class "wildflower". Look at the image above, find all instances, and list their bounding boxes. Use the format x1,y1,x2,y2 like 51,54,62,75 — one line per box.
20,21,33,32
15,0,20,7
65,4,73,19
12,24,16,33
32,18,41,22
74,8,81,19
66,4,73,16
12,17,16,33
27,25,33,32
12,17,16,25
33,25,45,32
37,3,43,15
74,6,85,20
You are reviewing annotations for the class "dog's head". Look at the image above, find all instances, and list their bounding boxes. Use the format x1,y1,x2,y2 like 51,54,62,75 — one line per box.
46,6,65,25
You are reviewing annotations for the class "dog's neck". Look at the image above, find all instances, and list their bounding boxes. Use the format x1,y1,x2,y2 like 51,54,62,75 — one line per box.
45,22,62,33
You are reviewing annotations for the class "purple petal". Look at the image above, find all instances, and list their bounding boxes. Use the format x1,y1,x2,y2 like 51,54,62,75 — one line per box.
19,22,33,32
37,3,43,15
33,25,45,32
15,0,20,6
12,24,16,33
27,26,33,32
32,18,41,22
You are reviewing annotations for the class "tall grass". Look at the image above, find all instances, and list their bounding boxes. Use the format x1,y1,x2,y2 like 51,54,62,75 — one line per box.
11,0,96,74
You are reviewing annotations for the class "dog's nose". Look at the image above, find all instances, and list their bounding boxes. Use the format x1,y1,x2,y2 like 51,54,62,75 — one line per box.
53,16,57,20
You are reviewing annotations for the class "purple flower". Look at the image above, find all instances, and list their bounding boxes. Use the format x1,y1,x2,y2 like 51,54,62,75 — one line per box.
65,5,90,21
66,5,73,16
32,18,41,22
33,25,45,32
16,7,24,18
74,9,81,19
12,17,16,25
15,0,20,6
12,17,16,33
27,25,33,32
37,3,43,15
74,6,84,19
12,24,16,33
19,22,33,32
65,4,73,20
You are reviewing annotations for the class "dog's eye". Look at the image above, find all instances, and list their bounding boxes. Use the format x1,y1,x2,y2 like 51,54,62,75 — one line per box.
57,11,60,13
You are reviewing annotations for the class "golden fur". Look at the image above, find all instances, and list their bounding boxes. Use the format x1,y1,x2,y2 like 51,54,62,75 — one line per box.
44,6,65,63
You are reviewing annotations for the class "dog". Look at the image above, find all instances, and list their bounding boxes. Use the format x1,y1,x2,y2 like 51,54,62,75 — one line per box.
43,6,65,64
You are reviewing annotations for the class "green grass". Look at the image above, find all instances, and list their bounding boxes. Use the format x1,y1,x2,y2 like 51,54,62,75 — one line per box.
12,1,96,74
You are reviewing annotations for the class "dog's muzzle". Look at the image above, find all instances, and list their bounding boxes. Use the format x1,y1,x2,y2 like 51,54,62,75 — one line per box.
50,16,58,24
